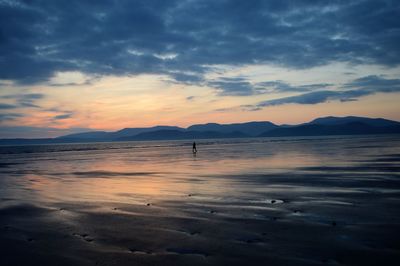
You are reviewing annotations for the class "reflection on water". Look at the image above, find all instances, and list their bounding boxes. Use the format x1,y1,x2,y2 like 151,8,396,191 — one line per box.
1,135,400,265
0,135,399,205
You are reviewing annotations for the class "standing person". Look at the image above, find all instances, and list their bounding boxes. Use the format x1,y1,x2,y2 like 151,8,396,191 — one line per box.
192,141,197,154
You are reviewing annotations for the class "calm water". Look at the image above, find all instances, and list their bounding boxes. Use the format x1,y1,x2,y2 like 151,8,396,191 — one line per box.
1,135,400,265
1,135,399,205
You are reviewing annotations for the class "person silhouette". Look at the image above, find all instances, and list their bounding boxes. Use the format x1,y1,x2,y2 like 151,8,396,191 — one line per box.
192,142,197,154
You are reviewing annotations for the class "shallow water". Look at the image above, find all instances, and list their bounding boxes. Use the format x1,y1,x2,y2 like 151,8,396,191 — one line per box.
0,135,400,265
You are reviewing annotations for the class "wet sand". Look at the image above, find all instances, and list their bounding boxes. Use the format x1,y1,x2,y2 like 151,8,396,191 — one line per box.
0,136,400,265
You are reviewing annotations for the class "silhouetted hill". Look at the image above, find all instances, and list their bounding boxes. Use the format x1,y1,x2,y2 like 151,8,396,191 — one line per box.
118,130,248,141
187,121,277,136
309,116,400,127
56,131,109,140
58,126,184,141
1,116,399,145
260,122,400,137
108,126,184,139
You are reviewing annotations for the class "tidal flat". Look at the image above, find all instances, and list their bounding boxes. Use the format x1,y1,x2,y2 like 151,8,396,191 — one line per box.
0,135,399,265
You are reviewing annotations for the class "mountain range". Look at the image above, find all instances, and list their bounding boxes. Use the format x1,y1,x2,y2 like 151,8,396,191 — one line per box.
1,116,399,145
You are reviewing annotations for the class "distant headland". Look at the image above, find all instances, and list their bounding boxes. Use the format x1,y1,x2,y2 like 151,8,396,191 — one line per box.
1,116,400,145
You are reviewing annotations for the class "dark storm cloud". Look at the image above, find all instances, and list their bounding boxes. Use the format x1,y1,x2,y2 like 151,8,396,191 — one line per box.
1,0,399,84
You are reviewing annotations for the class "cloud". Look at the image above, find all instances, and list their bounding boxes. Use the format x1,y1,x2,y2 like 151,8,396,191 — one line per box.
0,113,23,121
207,77,333,96
214,104,263,112
257,90,370,107
1,0,399,84
48,80,93,87
225,75,400,109
0,103,17,109
0,94,45,125
54,113,73,120
169,72,205,85
0,93,44,108
257,81,332,93
343,75,400,93
237,105,263,112
208,77,259,96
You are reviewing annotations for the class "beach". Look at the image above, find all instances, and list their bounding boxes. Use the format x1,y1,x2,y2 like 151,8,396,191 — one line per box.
0,135,399,265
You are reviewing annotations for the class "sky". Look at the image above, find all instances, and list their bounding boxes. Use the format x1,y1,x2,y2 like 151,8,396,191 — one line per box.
1,0,400,138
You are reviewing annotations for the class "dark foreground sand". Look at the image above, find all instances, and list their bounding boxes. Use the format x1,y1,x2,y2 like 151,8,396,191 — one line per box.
0,136,400,265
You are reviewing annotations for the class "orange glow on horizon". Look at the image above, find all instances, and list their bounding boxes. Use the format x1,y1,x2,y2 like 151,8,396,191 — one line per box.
2,68,400,136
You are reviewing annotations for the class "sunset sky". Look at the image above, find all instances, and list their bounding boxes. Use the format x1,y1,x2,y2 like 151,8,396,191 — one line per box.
1,0,400,138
